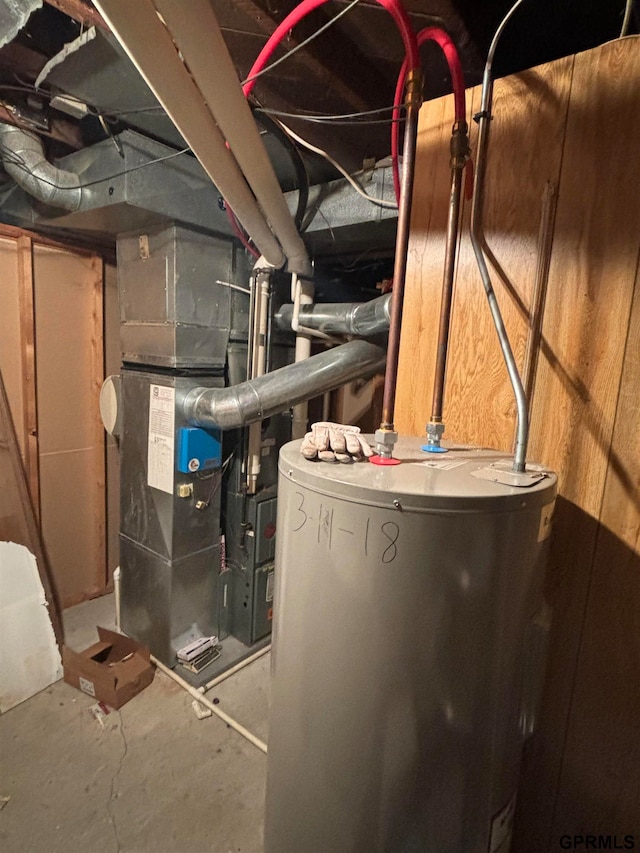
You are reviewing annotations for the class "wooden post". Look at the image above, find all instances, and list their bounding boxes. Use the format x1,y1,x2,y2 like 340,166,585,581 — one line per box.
16,235,40,523
0,369,64,649
89,256,107,590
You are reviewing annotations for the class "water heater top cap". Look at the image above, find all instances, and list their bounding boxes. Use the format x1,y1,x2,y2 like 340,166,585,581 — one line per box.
280,436,556,514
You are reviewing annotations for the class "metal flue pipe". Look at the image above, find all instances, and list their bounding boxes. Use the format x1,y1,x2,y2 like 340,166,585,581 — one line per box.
183,340,386,431
469,0,529,473
275,294,392,337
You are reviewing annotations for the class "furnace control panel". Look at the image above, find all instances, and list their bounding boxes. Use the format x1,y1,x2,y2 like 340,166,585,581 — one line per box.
176,427,221,473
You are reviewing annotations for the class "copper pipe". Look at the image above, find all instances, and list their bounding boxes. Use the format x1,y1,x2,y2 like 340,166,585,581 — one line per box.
381,71,422,429
429,124,468,425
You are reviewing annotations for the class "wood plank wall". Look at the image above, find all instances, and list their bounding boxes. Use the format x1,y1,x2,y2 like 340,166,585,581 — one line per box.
396,37,640,848
0,228,114,608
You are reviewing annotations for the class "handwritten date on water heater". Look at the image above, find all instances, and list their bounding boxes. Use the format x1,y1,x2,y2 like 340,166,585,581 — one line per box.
291,491,399,564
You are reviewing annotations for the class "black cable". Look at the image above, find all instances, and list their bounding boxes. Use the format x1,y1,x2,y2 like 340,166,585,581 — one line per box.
253,108,309,231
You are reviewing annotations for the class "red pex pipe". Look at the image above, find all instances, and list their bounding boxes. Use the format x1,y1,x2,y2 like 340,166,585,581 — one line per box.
392,27,466,202
243,0,420,101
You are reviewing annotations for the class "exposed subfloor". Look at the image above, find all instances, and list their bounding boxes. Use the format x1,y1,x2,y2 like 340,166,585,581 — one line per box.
0,594,269,853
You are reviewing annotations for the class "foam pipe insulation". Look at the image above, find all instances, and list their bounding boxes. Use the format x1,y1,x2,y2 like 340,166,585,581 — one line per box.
0,123,84,211
183,339,386,430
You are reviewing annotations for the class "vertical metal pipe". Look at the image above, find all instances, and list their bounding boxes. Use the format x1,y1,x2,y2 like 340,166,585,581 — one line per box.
469,0,529,472
429,124,468,427
381,71,422,430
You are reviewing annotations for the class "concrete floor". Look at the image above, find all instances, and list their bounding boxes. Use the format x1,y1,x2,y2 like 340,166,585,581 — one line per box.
0,594,269,853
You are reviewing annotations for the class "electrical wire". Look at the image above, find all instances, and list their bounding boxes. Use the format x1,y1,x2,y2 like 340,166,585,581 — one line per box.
277,121,397,209
254,108,309,230
620,0,635,36
255,107,405,126
0,84,44,95
256,103,408,121
243,0,419,102
0,140,191,190
0,82,166,120
241,0,361,88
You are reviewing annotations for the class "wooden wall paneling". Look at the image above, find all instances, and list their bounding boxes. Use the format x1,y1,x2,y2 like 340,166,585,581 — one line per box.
397,57,573,448
446,58,573,452
0,223,113,263
16,236,40,520
551,255,640,838
34,246,107,607
514,38,640,852
0,237,25,462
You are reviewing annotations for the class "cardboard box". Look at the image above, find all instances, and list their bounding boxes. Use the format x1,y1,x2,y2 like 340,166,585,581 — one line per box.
63,627,154,709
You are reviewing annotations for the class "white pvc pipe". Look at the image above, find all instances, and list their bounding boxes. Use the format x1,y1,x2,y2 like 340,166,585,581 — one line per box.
150,654,268,754
93,0,285,269
291,273,314,439
200,644,271,694
247,269,271,494
113,566,121,632
152,0,311,277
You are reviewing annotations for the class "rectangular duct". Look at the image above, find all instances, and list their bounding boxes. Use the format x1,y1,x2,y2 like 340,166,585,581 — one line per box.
118,224,247,369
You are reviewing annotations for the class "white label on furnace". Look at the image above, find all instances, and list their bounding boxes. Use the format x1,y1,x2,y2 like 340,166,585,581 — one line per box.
79,677,96,697
489,794,516,853
537,501,555,542
147,384,175,494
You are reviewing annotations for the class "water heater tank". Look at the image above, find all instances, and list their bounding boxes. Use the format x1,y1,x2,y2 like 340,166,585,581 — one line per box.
265,437,557,853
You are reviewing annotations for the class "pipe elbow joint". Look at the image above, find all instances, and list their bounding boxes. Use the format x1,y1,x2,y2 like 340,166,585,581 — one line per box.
0,122,84,212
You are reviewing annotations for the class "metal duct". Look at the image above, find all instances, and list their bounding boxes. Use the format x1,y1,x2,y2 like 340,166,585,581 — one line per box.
0,123,84,211
153,0,311,277
183,339,386,430
276,294,392,337
93,0,286,268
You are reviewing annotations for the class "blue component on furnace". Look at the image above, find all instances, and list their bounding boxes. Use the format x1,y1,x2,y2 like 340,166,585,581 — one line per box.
176,427,221,474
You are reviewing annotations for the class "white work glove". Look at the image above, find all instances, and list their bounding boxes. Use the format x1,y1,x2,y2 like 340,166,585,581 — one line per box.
300,422,373,463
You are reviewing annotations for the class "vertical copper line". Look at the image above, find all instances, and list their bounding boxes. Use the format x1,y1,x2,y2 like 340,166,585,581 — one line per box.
381,69,423,429
429,122,468,426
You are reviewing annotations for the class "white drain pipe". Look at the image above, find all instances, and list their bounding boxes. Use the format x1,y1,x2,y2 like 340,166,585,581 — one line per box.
151,655,268,754
290,273,314,440
153,0,311,277
94,0,285,268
